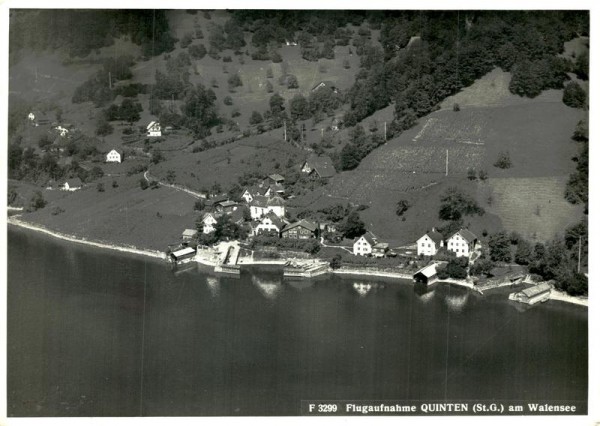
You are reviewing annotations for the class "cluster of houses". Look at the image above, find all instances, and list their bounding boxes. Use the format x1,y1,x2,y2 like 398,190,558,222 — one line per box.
199,173,324,240
416,228,478,258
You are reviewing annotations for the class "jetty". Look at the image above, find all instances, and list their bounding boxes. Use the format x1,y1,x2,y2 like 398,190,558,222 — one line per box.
214,242,241,275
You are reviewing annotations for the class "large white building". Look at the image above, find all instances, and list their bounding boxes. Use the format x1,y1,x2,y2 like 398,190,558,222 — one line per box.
353,233,376,256
417,228,445,256
249,195,285,220
252,212,285,236
447,229,478,258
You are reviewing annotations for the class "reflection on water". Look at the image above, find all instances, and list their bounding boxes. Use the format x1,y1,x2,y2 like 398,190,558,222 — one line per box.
352,281,384,297
206,276,220,297
251,275,283,300
413,282,435,303
444,291,470,313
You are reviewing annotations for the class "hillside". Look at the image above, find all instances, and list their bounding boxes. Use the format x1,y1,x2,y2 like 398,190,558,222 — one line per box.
293,67,586,244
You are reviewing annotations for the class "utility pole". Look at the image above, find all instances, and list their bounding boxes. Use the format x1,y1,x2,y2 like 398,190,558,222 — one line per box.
577,236,581,273
321,128,324,140
108,71,112,90
384,121,387,141
445,149,449,176
283,120,287,142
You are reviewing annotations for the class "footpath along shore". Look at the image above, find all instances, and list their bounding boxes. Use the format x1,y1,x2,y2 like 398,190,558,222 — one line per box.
8,216,166,260
7,216,588,308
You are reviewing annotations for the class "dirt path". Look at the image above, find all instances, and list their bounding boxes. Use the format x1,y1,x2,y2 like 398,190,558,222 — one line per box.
144,170,206,200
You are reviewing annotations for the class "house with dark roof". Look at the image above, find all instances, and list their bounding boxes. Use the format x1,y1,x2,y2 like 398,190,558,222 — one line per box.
252,212,285,236
447,229,478,258
28,110,50,126
250,195,286,219
311,81,338,93
353,233,377,256
265,174,285,185
241,186,262,203
61,177,83,191
301,155,336,179
281,220,318,239
417,228,445,256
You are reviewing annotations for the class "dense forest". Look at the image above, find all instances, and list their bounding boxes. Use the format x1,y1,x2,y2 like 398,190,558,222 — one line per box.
9,9,175,60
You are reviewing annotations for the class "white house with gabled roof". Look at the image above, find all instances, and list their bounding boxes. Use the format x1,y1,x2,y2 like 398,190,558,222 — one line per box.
147,121,161,137
417,228,445,256
353,233,376,256
106,149,123,163
447,229,478,258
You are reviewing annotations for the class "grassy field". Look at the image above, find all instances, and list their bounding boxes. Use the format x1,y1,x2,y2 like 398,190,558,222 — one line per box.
150,133,307,190
478,176,584,242
21,174,198,250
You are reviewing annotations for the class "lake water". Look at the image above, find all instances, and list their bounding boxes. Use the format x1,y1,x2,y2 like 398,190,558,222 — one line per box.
7,227,588,416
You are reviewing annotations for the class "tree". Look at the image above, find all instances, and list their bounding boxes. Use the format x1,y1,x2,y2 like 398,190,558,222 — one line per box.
340,211,366,239
439,187,484,221
96,182,105,192
249,111,263,125
188,44,207,59
140,178,149,190
269,93,285,113
493,151,512,169
214,215,247,242
467,168,477,180
166,170,176,184
289,94,310,121
515,239,533,265
562,82,587,109
488,232,512,262
151,149,164,164
286,74,299,89
38,135,53,151
330,254,342,269
396,199,410,216
27,191,47,212
227,73,243,90
223,96,233,105
446,258,468,279
96,115,113,136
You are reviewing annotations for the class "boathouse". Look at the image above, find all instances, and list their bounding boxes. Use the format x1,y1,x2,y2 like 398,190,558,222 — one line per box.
413,264,439,285
169,246,196,263
510,282,552,305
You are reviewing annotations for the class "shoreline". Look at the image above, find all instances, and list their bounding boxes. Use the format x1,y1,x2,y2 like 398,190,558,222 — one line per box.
7,217,588,308
8,216,166,261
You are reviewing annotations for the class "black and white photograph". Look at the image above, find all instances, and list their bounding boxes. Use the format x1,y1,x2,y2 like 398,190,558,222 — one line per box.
2,3,596,424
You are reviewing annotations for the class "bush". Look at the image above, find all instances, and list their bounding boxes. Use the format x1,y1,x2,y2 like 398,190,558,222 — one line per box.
396,199,410,216
189,44,207,59
562,82,587,109
223,96,233,105
27,191,47,212
249,111,263,125
493,151,512,169
96,182,105,192
139,178,149,190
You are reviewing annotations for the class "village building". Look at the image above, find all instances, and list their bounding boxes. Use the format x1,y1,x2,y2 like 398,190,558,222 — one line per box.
250,195,286,220
201,212,221,234
417,228,445,256
147,121,162,137
215,200,238,214
54,125,70,137
353,233,376,256
509,282,552,305
413,263,439,286
372,242,390,258
61,178,83,192
301,155,336,179
182,228,198,242
28,110,50,126
263,183,285,198
266,174,285,185
241,186,262,203
252,212,285,236
447,229,478,258
311,81,339,94
106,149,123,163
281,220,318,239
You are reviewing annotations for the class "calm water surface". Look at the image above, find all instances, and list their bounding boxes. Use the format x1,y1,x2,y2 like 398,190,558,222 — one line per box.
7,227,588,416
